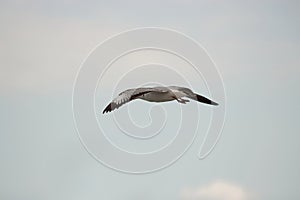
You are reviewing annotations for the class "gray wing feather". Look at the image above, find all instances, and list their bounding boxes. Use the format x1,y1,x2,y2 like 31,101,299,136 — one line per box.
169,86,218,105
169,86,194,96
103,87,169,113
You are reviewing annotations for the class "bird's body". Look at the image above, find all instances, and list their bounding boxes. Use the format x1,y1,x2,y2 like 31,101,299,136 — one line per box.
102,86,218,114
138,87,174,102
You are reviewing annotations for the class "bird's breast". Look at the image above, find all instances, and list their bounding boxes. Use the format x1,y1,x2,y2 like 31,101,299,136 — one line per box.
139,92,174,102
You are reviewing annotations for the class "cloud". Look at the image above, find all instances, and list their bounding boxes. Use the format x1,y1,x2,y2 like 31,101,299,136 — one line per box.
180,180,249,200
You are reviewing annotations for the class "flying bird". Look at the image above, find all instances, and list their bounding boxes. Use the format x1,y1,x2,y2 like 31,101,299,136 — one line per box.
102,86,218,114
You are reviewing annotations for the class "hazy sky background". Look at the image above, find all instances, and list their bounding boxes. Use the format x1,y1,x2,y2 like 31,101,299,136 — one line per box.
0,0,299,199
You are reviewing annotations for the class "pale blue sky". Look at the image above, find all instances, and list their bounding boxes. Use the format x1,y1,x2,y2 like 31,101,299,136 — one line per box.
0,0,299,199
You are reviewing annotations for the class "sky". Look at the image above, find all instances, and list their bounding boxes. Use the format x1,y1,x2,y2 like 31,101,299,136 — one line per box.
0,0,299,199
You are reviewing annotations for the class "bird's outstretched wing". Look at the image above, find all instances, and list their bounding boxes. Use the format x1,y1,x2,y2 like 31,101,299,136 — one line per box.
169,86,218,106
102,87,166,114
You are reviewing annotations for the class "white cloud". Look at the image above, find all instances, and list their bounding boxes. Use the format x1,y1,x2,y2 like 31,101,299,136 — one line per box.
180,180,249,200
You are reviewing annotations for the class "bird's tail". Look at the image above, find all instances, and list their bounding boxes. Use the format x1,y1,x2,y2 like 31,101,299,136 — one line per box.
188,93,218,106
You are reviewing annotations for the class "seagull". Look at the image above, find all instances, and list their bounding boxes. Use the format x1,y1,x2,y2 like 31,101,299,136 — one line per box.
102,86,218,114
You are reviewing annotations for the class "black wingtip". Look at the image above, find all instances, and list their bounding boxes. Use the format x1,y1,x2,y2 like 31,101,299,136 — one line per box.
102,103,112,114
211,101,219,106
196,94,219,106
